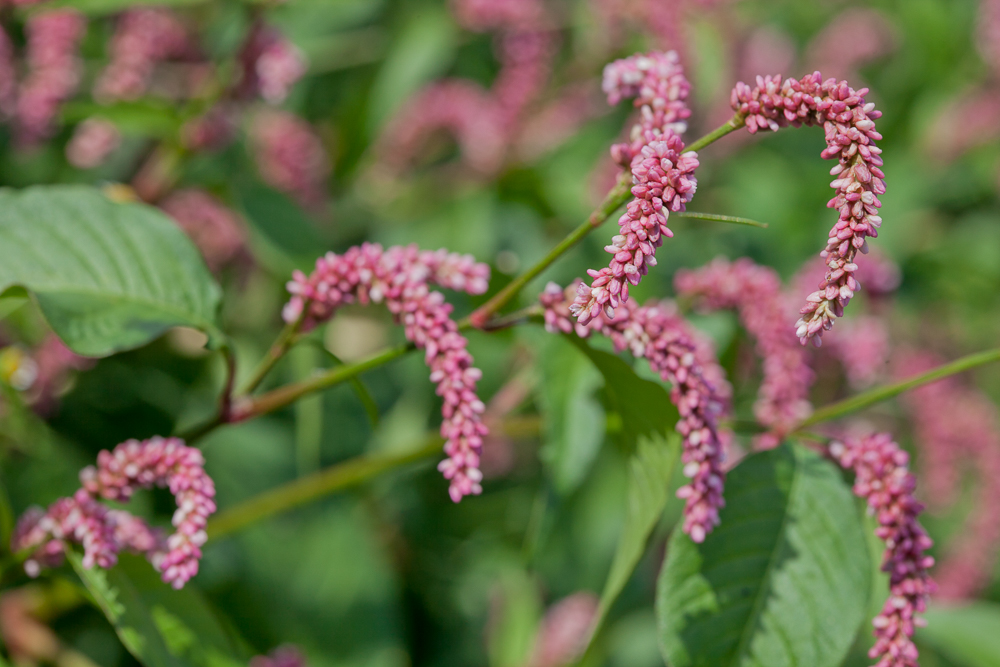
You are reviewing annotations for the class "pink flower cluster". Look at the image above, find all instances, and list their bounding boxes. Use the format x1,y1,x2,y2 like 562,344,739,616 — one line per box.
160,189,247,272
65,118,121,169
11,436,216,589
570,135,698,324
16,10,86,146
238,24,307,104
380,0,551,176
731,73,885,345
829,433,934,667
250,110,331,209
527,592,598,667
675,258,814,445
282,244,491,502
602,51,692,166
94,8,190,102
897,350,1000,600
541,283,729,542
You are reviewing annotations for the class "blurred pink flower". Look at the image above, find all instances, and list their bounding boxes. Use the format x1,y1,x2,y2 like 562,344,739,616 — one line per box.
925,88,1000,161
65,119,121,169
0,27,17,119
830,433,935,667
16,10,86,146
675,257,814,446
95,8,190,102
825,315,892,388
528,593,598,667
732,73,885,345
897,349,1000,600
27,335,94,416
805,9,897,81
250,646,307,667
237,24,307,104
283,244,491,502
159,189,247,272
977,0,1000,75
249,109,331,209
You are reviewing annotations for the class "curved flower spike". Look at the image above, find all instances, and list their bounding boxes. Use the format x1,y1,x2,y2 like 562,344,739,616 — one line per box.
283,243,491,502
542,283,729,542
830,433,935,667
731,73,885,345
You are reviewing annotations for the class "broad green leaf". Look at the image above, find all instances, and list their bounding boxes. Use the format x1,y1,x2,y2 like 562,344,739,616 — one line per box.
70,552,185,667
584,433,681,657
919,602,1000,667
487,569,543,667
71,553,246,667
568,337,680,450
538,336,606,494
656,444,871,667
0,186,223,357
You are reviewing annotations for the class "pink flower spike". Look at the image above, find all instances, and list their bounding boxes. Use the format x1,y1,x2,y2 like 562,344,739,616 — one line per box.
541,283,730,542
731,73,885,344
830,433,935,667
282,244,491,502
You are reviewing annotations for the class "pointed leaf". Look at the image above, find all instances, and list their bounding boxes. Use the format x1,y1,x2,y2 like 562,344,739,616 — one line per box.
656,444,871,667
568,337,680,450
919,602,1000,667
70,553,245,667
0,186,223,357
538,336,605,494
587,434,681,648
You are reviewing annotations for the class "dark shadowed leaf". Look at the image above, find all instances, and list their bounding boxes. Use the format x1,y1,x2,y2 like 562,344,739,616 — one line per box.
657,444,870,667
0,186,223,357
568,337,680,451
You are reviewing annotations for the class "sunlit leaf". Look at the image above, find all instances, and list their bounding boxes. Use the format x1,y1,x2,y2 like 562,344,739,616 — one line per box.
0,186,223,357
657,444,870,667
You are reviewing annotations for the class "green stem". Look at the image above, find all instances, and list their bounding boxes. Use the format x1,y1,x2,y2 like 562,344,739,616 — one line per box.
796,346,1000,429
674,211,768,228
685,115,746,153
468,116,748,328
239,305,310,395
207,436,443,540
230,343,414,423
468,175,632,327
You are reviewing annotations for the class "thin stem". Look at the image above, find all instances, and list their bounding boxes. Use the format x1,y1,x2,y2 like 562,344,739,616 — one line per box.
468,175,632,327
685,115,746,153
674,211,768,228
239,305,310,395
230,343,414,423
207,436,444,540
796,346,1000,429
468,116,748,328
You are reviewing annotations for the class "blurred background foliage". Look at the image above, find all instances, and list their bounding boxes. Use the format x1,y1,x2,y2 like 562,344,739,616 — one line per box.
0,0,999,666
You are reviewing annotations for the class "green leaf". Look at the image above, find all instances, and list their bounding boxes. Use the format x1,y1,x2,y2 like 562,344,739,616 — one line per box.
70,553,246,667
919,602,1000,667
232,180,324,259
70,551,185,667
0,186,223,357
568,337,680,450
590,434,681,642
538,336,606,494
31,0,206,16
656,444,871,667
367,5,458,132
61,101,182,139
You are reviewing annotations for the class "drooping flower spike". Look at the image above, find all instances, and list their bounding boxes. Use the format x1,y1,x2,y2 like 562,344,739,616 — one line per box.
11,437,215,589
675,257,814,447
730,73,885,345
283,244,491,502
542,282,729,542
571,52,698,324
830,433,935,667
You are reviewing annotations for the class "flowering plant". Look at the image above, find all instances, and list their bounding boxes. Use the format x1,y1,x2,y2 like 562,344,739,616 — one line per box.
0,1,998,667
